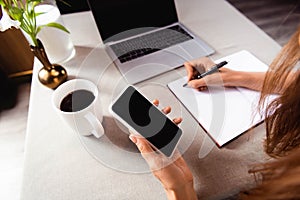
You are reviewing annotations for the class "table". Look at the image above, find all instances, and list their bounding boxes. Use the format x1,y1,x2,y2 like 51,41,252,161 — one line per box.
21,0,281,199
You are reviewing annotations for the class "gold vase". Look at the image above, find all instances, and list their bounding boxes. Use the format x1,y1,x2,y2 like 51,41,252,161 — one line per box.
30,39,68,89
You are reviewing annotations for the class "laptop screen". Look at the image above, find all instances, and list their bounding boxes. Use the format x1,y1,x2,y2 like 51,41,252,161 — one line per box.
87,0,179,42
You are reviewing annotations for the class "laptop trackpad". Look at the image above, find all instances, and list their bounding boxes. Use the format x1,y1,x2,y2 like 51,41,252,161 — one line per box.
178,40,212,59
122,63,175,84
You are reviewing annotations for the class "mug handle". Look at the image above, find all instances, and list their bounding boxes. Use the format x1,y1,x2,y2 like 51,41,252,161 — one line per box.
84,112,104,138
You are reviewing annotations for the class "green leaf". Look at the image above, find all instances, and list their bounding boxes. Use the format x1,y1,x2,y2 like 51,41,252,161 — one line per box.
0,1,5,6
8,6,23,21
36,25,41,34
28,0,42,4
35,11,45,17
38,22,70,34
27,2,35,17
31,0,42,8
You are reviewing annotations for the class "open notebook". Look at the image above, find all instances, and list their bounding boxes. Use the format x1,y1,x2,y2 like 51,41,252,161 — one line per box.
168,50,275,146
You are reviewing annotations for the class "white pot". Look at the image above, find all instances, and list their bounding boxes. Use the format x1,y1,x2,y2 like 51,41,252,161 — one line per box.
23,4,75,64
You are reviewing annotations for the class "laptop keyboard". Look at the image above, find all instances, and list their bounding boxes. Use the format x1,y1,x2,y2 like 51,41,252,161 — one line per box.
110,25,193,63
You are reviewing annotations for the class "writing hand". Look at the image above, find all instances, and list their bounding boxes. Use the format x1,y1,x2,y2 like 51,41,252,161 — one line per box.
184,57,247,91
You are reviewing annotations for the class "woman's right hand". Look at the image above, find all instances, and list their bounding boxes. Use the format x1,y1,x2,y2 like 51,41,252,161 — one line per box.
184,57,266,92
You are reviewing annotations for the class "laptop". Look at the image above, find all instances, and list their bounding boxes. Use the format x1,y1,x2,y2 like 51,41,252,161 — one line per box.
87,0,214,84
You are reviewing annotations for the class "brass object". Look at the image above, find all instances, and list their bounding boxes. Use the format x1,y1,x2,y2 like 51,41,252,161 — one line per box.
30,39,68,89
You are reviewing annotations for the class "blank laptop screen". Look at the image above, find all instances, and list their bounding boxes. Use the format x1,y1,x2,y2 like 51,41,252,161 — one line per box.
87,0,179,42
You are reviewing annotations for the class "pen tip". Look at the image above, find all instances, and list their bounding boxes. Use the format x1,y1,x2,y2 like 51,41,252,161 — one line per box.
183,83,187,87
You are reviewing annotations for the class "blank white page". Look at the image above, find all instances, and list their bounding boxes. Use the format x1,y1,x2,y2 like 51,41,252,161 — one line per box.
168,50,270,146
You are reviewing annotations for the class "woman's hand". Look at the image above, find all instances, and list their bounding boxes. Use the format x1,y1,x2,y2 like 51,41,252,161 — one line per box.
129,99,197,200
184,57,266,92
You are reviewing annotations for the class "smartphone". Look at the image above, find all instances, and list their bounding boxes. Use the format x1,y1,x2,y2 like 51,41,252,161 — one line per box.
110,86,182,157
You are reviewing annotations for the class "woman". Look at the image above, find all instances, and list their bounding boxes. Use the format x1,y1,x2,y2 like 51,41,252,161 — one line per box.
129,26,300,199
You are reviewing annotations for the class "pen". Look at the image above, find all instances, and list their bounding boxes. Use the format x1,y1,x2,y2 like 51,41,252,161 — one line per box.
182,61,228,87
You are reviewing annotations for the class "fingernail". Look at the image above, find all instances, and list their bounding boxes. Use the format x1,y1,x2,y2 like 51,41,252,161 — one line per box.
162,106,171,113
152,99,159,106
129,135,137,144
175,117,183,123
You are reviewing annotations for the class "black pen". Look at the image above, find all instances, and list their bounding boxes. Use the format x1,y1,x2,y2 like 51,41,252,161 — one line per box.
182,61,228,87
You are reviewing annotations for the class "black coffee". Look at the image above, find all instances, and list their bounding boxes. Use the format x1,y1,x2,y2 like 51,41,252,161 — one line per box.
60,90,95,112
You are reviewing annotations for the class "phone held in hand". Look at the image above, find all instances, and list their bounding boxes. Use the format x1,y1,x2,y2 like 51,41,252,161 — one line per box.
110,86,182,157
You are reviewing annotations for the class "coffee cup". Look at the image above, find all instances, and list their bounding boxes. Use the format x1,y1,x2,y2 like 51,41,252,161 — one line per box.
52,79,104,138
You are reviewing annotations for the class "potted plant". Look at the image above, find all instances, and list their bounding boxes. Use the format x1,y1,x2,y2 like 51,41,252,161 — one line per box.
0,0,70,89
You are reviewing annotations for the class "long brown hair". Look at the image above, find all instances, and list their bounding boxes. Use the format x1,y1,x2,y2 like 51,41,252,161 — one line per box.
242,27,300,199
241,148,300,200
259,26,300,158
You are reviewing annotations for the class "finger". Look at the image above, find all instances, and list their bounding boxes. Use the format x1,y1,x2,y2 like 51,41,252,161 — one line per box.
194,64,206,75
173,117,182,124
198,86,208,91
188,79,206,89
184,62,195,81
152,99,159,106
189,71,224,88
162,106,171,114
129,135,154,153
129,134,138,143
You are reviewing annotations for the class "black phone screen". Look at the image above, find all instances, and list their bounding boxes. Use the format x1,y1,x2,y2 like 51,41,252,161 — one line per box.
111,86,182,157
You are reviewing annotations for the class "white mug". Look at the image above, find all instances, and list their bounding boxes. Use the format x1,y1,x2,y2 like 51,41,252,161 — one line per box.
52,79,104,138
